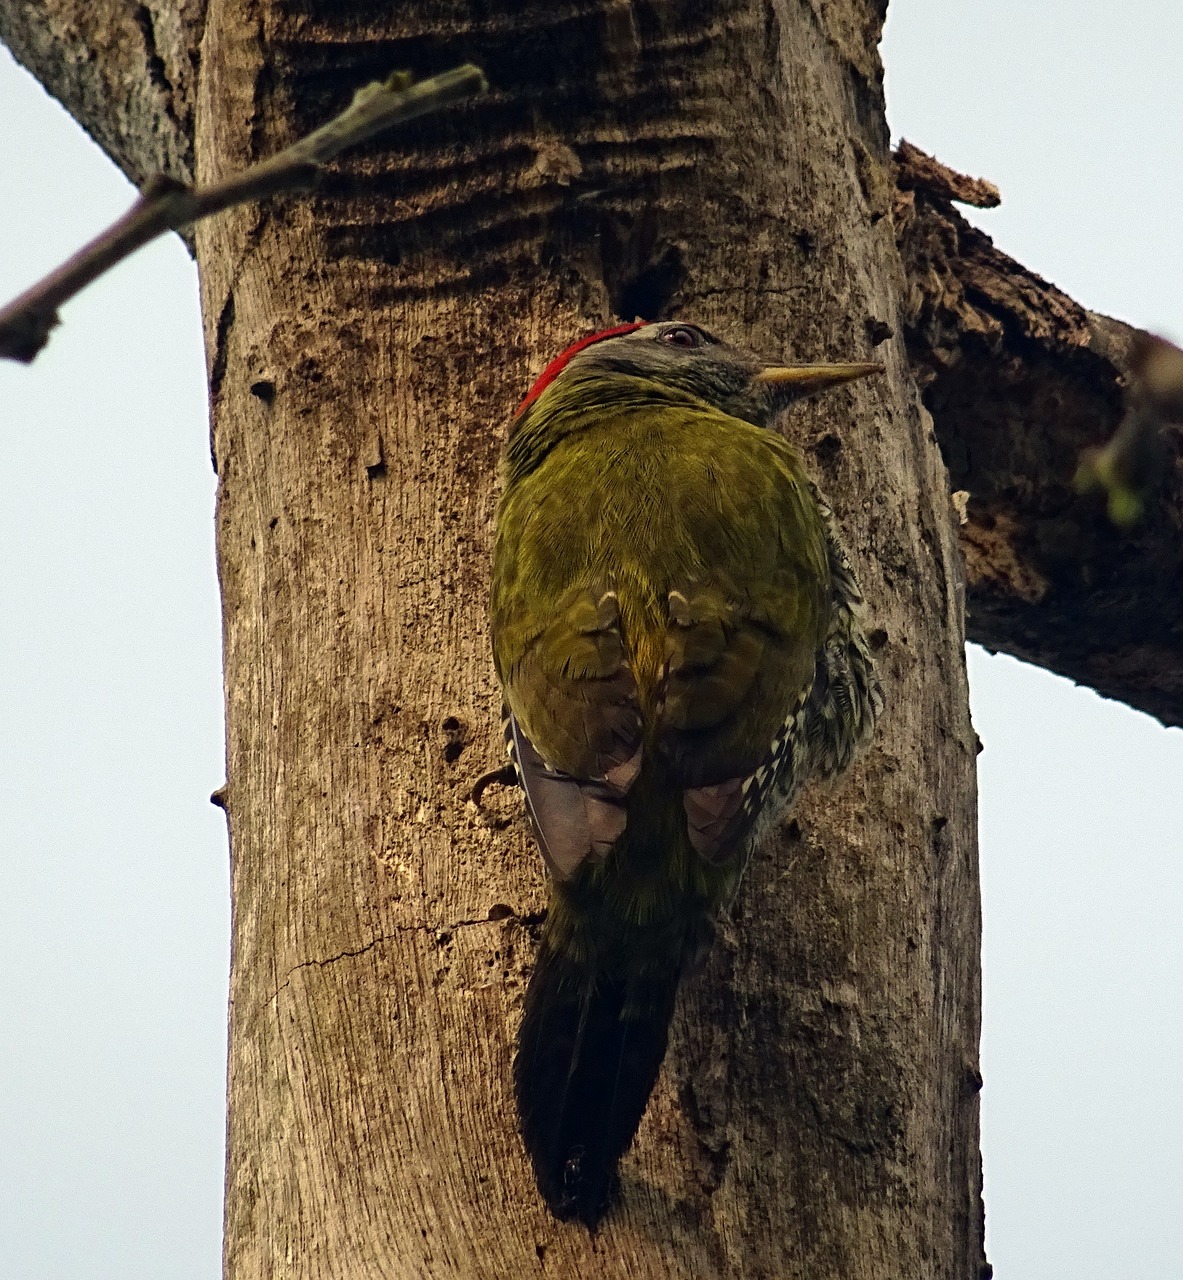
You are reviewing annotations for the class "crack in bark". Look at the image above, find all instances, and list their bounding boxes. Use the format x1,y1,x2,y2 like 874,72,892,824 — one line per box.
270,915,504,1000
207,288,235,412
132,4,180,132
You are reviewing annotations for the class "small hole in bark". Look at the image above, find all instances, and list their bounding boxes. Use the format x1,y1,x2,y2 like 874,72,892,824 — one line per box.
868,627,889,650
487,903,514,921
535,1244,547,1261
814,433,842,461
442,716,465,764
366,459,387,480
268,517,278,530
793,228,816,255
249,379,275,403
864,317,893,346
436,930,453,947
613,243,685,321
785,819,802,841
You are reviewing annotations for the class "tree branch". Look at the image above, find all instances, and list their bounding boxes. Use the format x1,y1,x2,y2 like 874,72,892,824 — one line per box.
0,65,486,363
0,0,203,192
894,142,1183,728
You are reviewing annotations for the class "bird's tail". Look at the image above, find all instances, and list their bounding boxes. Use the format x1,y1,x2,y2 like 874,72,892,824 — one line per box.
514,938,681,1227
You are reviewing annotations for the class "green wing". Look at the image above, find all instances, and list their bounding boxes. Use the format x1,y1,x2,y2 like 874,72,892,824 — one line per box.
490,392,831,872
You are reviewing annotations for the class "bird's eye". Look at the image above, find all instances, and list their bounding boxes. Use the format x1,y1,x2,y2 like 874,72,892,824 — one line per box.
660,325,703,349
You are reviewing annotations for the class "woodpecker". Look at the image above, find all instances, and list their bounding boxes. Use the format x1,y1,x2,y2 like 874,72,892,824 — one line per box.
488,320,883,1226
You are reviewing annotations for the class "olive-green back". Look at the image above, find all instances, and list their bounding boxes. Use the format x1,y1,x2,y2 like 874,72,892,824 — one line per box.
491,373,830,879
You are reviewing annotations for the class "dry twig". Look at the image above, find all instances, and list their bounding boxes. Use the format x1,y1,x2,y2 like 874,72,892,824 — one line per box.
0,64,487,363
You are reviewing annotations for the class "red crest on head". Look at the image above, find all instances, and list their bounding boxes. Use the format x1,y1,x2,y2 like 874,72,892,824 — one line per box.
514,323,646,417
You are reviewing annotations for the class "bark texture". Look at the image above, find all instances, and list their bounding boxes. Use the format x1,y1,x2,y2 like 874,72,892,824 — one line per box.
0,0,202,189
192,3,984,1276
895,143,1183,727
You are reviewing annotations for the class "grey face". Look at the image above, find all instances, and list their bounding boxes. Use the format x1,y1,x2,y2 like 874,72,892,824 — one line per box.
564,322,775,426
564,321,882,428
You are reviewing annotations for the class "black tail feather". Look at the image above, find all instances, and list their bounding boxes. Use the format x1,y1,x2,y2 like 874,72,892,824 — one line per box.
514,943,680,1227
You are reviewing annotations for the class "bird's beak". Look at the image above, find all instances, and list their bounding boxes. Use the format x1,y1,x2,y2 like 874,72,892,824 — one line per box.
754,362,883,398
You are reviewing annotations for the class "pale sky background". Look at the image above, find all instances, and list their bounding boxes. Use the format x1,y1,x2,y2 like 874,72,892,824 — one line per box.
1,4,1181,1277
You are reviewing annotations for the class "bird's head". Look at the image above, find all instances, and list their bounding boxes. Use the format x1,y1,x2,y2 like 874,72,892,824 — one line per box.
514,320,882,429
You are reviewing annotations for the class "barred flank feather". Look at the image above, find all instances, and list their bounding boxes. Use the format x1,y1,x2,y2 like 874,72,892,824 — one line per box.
801,479,884,778
514,942,680,1228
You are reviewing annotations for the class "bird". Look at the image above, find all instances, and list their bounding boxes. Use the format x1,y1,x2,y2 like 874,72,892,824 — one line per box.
487,319,883,1226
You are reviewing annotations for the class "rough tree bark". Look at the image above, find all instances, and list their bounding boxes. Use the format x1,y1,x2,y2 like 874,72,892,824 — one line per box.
894,143,1183,728
5,2,1167,1277
0,0,200,190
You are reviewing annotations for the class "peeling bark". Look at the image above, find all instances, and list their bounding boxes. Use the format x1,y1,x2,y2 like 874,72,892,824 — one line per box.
894,143,1183,727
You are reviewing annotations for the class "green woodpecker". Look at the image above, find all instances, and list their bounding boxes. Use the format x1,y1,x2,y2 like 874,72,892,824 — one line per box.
489,320,882,1226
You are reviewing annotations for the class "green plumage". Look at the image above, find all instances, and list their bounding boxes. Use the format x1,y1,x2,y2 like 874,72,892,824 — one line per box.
493,368,829,908
490,324,881,1225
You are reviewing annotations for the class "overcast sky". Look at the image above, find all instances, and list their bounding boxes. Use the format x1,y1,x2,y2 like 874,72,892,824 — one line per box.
1,4,1180,1278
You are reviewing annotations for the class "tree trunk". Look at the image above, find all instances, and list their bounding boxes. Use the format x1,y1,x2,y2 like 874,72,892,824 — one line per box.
195,2,983,1275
